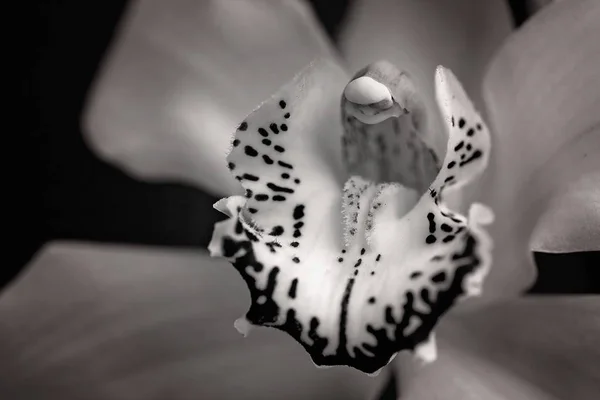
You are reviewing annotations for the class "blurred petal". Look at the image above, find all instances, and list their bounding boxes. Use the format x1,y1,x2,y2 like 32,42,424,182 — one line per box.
475,0,600,298
396,296,600,400
532,172,600,253
0,243,386,399
209,60,495,374
340,0,513,155
83,0,338,196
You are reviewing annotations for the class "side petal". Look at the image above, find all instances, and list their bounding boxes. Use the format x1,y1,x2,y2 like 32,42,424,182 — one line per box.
339,0,513,155
0,243,385,399
396,296,600,400
83,0,339,196
476,0,600,298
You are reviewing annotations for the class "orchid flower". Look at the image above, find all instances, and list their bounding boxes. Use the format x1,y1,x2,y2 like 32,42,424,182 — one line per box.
2,0,598,399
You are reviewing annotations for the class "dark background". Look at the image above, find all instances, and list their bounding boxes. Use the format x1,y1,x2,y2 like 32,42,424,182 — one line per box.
13,0,598,295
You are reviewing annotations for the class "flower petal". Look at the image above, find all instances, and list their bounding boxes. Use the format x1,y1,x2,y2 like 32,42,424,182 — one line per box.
396,296,600,399
83,0,339,195
209,63,494,374
474,0,600,298
0,243,385,399
339,0,513,156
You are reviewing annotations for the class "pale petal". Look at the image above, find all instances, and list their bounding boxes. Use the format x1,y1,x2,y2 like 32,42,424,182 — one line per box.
0,243,385,399
209,61,494,373
83,0,338,196
475,0,600,298
396,296,600,400
340,0,513,155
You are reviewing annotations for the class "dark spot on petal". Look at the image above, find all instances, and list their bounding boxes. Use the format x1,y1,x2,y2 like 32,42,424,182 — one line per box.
338,257,344,263
454,141,464,151
274,145,285,153
267,183,294,194
292,257,300,263
279,100,287,109
410,271,422,279
278,161,293,169
284,113,290,119
233,139,240,147
269,226,284,236
248,208,258,214
262,139,272,146
294,221,304,229
447,161,456,169
269,123,280,134
244,146,258,157
288,279,298,299
273,195,286,201
228,162,236,170
293,205,305,220
238,122,248,131
263,155,274,164
458,118,466,128
441,223,452,232
294,178,301,184
242,173,259,182
258,128,269,137
255,194,269,201
281,173,290,179
280,124,288,131
291,241,299,247
368,297,376,304
443,235,455,243
467,128,475,137
431,271,447,283
426,235,437,244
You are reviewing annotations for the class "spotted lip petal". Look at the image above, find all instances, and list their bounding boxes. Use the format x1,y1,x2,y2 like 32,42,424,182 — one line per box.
209,60,493,374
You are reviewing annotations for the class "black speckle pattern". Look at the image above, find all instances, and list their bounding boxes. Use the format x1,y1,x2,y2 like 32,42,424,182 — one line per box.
210,62,493,374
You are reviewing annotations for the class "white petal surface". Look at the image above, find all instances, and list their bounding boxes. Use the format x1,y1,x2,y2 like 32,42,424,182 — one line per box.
83,0,338,195
209,61,494,374
396,296,600,400
340,0,513,155
475,0,600,298
0,243,385,400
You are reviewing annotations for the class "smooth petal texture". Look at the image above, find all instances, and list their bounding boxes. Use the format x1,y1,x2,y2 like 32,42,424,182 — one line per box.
396,296,600,400
340,0,513,156
83,0,338,195
209,60,494,374
475,0,600,298
0,243,386,400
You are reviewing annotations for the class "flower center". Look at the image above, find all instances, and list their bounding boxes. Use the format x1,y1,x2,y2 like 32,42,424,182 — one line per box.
340,61,441,197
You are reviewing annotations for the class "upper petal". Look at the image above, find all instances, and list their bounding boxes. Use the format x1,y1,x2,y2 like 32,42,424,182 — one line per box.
475,0,600,298
339,0,513,156
0,243,385,399
83,0,339,196
209,62,494,374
